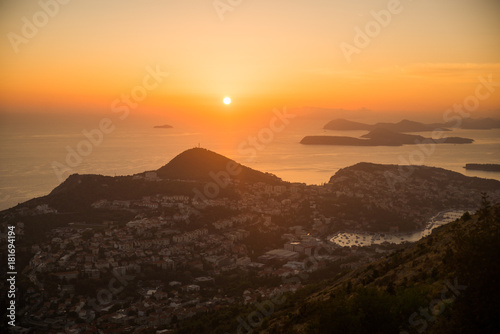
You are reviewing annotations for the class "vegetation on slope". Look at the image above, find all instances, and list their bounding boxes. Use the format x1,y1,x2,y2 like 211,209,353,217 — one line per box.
174,197,499,334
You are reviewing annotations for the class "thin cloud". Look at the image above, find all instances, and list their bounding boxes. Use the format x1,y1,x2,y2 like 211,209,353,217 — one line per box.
404,63,500,77
305,63,500,81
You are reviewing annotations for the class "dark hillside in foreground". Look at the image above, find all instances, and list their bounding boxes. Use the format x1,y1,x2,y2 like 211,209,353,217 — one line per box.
263,202,500,333
175,202,500,334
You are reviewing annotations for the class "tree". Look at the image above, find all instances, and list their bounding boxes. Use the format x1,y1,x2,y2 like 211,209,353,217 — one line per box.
461,211,471,222
442,204,500,333
171,314,179,328
478,192,491,219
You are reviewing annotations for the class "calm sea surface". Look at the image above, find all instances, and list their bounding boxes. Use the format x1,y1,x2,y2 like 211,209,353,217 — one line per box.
1,115,499,211
330,210,466,247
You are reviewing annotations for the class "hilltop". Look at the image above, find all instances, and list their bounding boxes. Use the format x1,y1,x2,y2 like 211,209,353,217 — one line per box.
156,147,281,184
5,148,282,212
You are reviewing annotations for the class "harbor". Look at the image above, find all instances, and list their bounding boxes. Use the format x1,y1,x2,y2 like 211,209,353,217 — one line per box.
329,210,467,247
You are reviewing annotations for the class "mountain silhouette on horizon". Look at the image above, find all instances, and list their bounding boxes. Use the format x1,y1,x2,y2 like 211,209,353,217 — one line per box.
156,147,282,184
2,147,498,215
324,118,451,132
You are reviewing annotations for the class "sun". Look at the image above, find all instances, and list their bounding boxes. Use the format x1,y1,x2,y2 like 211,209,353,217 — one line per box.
223,97,231,105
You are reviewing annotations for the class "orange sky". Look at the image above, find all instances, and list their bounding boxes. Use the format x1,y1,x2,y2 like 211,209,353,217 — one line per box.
1,0,499,125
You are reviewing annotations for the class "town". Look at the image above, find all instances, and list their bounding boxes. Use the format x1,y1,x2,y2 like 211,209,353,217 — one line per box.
2,160,499,333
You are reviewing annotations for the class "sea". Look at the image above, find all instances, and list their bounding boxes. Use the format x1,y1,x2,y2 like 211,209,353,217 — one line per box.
329,210,466,247
1,113,499,211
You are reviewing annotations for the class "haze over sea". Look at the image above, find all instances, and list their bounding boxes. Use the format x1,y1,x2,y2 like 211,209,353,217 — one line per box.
1,111,499,211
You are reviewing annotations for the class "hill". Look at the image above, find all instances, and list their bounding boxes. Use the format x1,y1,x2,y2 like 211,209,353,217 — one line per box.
4,148,282,213
320,162,500,231
4,151,499,232
15,174,205,212
156,147,281,184
2,148,500,333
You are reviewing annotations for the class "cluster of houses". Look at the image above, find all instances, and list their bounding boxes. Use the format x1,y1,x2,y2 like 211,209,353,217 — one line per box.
9,169,463,333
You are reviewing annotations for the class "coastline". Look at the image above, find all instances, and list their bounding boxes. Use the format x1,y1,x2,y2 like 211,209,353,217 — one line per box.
328,209,469,247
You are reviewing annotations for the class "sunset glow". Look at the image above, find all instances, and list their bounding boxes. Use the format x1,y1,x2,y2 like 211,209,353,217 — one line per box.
0,0,498,126
1,3,500,329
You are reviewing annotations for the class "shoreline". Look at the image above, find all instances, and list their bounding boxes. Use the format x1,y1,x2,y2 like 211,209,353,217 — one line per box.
328,209,469,247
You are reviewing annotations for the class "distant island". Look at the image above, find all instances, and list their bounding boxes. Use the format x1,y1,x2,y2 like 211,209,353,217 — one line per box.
460,118,500,129
324,117,500,131
153,124,173,129
323,119,450,132
465,164,500,172
301,128,474,146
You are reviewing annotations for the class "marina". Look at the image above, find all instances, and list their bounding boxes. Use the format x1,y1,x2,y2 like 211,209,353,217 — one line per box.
329,210,467,247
